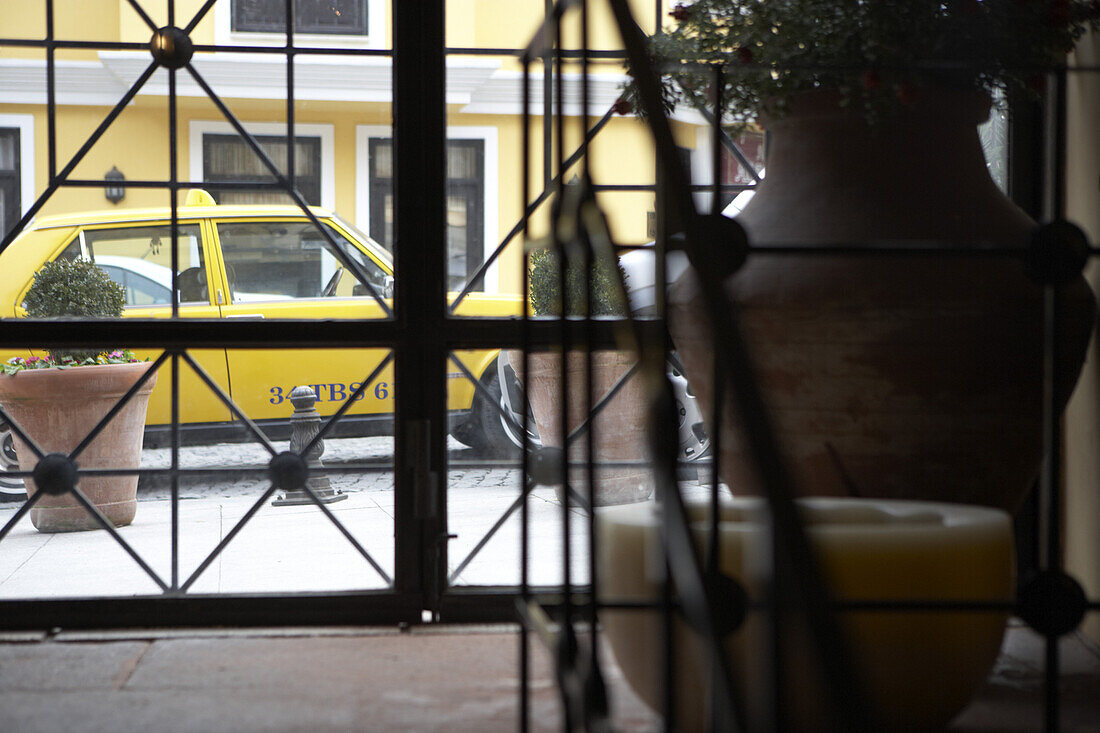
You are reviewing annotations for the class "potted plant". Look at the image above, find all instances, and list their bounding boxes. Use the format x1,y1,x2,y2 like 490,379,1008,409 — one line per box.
0,258,156,532
623,0,1099,513
517,245,652,506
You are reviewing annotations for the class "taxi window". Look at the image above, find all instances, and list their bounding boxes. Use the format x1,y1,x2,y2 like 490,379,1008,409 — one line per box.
57,224,207,306
216,220,389,302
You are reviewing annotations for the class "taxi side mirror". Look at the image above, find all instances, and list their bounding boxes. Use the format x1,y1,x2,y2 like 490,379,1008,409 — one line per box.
352,275,394,299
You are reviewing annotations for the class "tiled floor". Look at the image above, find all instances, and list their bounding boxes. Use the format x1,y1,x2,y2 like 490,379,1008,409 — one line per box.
0,621,1097,732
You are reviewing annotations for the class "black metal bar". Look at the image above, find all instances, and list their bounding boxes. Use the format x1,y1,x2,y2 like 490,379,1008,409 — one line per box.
184,64,394,318
0,592,423,631
0,61,159,253
393,0,447,612
184,0,219,35
1040,65,1070,733
580,0,604,683
519,57,534,733
46,178,295,190
286,0,296,197
68,353,168,463
180,482,281,592
124,0,158,32
303,352,395,455
68,487,169,592
0,491,45,544
170,351,180,592
0,316,665,352
180,351,279,456
297,482,394,586
652,382,743,732
564,361,639,446
552,14,576,693
448,47,628,59
607,1,874,730
45,0,56,183
448,480,533,585
188,42,392,56
446,354,525,439
446,108,615,315
699,107,764,185
0,405,47,462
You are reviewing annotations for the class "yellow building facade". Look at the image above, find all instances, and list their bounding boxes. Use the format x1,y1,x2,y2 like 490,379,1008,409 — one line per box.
0,0,714,295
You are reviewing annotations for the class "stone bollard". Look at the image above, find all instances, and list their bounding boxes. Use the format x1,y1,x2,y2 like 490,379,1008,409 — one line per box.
271,386,348,506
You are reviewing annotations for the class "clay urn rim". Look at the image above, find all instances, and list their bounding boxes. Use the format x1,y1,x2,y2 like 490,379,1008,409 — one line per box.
758,86,993,130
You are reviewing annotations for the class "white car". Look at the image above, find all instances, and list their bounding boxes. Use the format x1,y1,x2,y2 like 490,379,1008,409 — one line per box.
95,256,292,305
616,182,760,466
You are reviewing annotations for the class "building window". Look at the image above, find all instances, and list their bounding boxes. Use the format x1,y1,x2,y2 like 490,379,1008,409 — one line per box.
368,138,484,292
0,129,19,239
202,133,322,206
232,0,369,36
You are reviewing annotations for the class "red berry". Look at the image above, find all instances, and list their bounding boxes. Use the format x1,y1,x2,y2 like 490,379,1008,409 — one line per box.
861,69,882,90
669,5,690,21
736,46,753,64
612,97,633,115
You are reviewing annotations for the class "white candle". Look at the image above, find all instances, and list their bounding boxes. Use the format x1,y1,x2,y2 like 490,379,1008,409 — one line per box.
597,497,1015,731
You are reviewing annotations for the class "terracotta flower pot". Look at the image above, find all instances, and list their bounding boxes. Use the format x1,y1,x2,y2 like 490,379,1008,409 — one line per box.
669,88,1095,513
517,350,652,506
0,361,157,532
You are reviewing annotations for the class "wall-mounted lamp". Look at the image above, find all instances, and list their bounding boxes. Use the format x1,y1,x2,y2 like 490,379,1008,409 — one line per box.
104,166,125,204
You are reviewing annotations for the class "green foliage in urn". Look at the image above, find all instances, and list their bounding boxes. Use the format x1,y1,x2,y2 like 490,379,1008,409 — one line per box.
22,258,127,363
529,247,629,317
621,0,1100,126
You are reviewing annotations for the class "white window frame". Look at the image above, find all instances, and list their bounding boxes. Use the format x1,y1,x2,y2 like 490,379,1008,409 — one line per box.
0,113,36,221
354,125,499,292
189,120,336,211
214,0,387,50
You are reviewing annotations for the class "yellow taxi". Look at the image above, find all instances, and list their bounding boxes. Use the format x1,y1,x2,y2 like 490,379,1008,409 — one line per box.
0,190,525,497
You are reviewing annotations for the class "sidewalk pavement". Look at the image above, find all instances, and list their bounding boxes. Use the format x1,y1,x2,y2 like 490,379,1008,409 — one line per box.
0,437,708,599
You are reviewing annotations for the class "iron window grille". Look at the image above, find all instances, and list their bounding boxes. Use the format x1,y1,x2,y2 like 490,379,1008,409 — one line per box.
0,1,1094,731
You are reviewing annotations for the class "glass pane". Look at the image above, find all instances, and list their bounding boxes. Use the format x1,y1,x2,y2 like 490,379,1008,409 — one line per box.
232,0,368,35
446,194,469,290
216,220,390,304
64,224,206,306
447,144,477,179
0,346,396,596
0,132,15,169
203,134,322,205
373,141,392,179
446,348,680,588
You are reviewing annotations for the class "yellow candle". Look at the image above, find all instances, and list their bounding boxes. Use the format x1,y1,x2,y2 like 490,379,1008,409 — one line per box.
597,497,1015,731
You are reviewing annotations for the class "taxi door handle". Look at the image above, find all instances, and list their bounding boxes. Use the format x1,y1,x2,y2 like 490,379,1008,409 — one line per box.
226,313,265,319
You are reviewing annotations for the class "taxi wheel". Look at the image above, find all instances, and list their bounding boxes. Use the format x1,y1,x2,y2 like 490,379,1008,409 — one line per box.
0,423,26,502
472,367,540,458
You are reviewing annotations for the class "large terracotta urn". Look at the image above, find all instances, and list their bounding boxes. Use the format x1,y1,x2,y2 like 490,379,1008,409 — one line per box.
515,350,653,506
0,361,156,532
669,88,1095,513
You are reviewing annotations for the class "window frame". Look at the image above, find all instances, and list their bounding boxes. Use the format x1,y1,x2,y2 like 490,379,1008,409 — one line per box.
190,121,336,211
214,0,388,50
355,124,499,292
201,133,324,207
0,114,35,240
